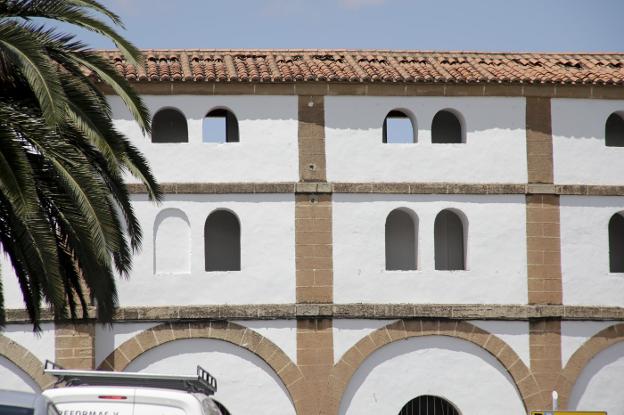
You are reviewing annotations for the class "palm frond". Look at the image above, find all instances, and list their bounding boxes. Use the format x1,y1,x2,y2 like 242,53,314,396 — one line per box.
67,0,125,28
68,52,151,134
0,21,66,124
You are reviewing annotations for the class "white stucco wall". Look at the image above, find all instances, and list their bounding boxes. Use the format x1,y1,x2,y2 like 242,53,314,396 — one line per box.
552,98,624,185
472,320,531,368
0,356,40,392
339,335,525,415
560,196,624,306
116,193,295,306
94,322,159,367
0,323,53,393
2,323,55,366
1,255,25,309
234,320,297,364
125,338,295,415
568,341,624,413
333,194,527,304
561,321,616,367
110,95,298,183
332,319,395,363
325,96,527,183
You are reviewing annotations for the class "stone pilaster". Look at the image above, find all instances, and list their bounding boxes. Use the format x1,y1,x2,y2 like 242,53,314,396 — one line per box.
54,322,96,369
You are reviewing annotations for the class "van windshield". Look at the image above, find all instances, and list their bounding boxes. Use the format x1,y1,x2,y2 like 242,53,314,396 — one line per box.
0,404,33,415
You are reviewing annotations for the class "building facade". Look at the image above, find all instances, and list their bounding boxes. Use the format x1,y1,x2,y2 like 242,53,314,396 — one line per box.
2,50,624,414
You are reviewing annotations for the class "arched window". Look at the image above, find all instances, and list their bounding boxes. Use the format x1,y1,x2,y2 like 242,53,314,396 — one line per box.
605,112,624,147
203,109,239,143
609,212,624,272
205,210,240,271
385,208,417,270
398,395,460,415
154,209,191,274
151,108,188,143
383,110,415,143
431,109,463,143
434,209,466,270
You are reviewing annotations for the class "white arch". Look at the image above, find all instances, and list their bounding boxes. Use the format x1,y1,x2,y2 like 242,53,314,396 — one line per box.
125,338,296,415
339,336,524,415
0,356,40,393
569,341,624,412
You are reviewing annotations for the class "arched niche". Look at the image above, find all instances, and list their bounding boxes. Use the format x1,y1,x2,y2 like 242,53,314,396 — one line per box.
154,208,191,274
432,109,464,144
609,212,624,272
434,209,467,271
152,107,188,143
605,112,624,147
205,209,241,271
385,208,418,270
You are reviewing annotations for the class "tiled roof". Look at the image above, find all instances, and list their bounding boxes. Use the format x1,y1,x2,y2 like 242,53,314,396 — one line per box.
99,49,624,85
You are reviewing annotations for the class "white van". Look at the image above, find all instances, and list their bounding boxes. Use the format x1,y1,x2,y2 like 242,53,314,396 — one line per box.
0,390,60,415
42,362,222,415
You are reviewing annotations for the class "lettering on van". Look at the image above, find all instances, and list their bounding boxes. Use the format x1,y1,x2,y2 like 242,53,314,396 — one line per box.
61,411,120,415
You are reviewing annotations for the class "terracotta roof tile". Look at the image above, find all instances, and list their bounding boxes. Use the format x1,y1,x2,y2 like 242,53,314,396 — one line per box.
96,49,624,85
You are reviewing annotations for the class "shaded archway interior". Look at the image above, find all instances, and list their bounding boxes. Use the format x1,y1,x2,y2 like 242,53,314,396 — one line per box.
398,395,460,415
385,208,417,270
434,209,465,270
432,110,462,144
205,210,241,271
152,108,188,143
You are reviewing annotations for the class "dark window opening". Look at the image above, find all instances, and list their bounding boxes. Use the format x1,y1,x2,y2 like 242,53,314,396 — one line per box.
204,109,239,143
432,110,463,144
383,110,415,143
205,210,241,271
398,395,460,415
609,213,624,272
385,209,417,270
434,209,466,270
605,112,624,147
152,108,188,143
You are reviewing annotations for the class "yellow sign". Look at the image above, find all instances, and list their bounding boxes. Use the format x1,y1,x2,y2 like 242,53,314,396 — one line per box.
531,412,607,415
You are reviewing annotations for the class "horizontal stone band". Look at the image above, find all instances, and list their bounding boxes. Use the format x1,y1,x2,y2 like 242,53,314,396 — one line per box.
127,182,624,196
8,303,624,323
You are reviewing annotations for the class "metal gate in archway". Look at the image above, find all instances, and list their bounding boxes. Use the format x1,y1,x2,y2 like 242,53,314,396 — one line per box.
398,395,460,415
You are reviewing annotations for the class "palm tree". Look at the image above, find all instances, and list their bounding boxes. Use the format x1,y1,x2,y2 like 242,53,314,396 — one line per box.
0,0,161,328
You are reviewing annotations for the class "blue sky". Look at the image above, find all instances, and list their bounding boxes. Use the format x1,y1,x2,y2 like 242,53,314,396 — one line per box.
56,0,623,52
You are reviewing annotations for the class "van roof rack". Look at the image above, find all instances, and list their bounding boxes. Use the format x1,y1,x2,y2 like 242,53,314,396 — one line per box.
44,360,217,395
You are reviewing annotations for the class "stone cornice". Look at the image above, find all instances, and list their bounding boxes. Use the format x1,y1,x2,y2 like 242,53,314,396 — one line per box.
127,182,624,196
7,304,624,323
101,82,624,100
